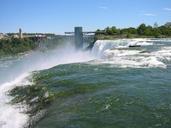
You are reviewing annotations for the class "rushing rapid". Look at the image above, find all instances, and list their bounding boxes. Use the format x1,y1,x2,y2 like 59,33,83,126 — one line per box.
92,39,171,68
0,43,93,128
0,38,171,128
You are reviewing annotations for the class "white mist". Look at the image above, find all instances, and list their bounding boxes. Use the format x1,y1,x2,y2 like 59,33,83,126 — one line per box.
0,42,94,128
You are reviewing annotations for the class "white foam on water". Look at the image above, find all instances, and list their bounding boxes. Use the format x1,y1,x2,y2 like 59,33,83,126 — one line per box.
0,73,30,128
151,47,171,61
0,43,94,128
91,39,170,68
135,41,153,46
92,39,154,57
150,38,171,42
92,40,129,57
96,56,166,68
0,39,171,127
127,40,152,47
104,49,141,57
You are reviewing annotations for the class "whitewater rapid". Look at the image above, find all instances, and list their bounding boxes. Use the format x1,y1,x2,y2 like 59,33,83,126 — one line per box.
92,39,171,68
0,38,171,128
0,44,94,128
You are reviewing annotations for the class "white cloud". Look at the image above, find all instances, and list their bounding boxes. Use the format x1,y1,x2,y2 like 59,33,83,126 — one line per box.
143,13,156,17
98,6,108,10
163,8,171,11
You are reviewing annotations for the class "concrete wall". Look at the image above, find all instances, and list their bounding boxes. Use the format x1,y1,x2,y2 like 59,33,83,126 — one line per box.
75,27,83,48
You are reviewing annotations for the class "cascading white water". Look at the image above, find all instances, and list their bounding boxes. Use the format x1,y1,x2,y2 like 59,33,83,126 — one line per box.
0,73,30,128
0,43,94,128
0,38,171,128
91,39,171,68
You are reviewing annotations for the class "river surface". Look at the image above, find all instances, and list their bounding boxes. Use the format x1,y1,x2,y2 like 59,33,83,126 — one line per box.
0,39,171,128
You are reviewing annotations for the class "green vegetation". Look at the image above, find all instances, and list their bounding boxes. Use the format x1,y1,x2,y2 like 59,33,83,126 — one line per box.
9,63,171,128
0,38,38,56
9,64,108,117
10,84,55,116
95,22,171,39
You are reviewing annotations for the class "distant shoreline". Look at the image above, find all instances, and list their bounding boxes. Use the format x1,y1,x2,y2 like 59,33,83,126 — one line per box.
95,23,171,40
95,35,171,40
0,38,38,57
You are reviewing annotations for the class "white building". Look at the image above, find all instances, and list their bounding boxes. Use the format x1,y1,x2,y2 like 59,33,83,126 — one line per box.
13,34,19,38
0,33,4,39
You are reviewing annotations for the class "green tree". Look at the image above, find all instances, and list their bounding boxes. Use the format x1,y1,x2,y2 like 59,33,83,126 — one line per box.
165,22,171,28
144,25,153,36
0,38,37,56
137,23,146,35
154,22,158,28
111,26,118,34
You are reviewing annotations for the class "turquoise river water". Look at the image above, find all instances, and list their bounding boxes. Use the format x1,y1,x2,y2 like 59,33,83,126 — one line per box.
0,39,171,128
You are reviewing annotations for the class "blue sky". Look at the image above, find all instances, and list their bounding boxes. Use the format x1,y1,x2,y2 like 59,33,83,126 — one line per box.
0,0,171,34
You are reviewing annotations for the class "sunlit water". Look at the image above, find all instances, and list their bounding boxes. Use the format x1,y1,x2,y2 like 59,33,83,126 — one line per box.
0,39,171,128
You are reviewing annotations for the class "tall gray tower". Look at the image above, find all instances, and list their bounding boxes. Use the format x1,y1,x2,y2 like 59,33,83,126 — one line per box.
65,27,97,49
19,28,23,39
75,27,83,48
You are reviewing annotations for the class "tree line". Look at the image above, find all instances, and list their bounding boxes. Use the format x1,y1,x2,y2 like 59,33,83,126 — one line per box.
0,38,38,56
96,22,171,38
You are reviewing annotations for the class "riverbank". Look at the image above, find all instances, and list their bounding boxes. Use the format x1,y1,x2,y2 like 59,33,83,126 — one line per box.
0,38,38,57
95,23,171,40
95,34,171,40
